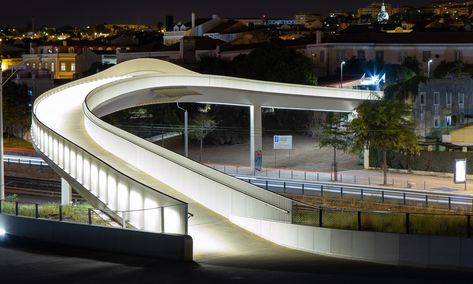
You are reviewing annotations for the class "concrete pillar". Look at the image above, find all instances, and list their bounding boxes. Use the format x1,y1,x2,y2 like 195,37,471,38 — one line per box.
61,178,72,206
250,105,263,169
363,146,370,169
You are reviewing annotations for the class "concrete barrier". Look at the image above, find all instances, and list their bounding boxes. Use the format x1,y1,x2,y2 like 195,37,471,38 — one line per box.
0,214,193,261
231,216,473,270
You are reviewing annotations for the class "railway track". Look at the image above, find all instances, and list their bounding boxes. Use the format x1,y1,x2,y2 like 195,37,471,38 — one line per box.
4,176,81,199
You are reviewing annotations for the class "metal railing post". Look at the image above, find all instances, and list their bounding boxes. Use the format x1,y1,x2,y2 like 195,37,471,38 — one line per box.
448,197,451,210
340,187,344,198
405,213,410,234
283,182,286,193
368,176,371,185
35,204,39,218
319,209,323,227
302,183,305,195
122,211,127,229
0,200,2,213
361,189,364,200
59,205,63,221
265,180,268,190
425,195,428,207
15,201,18,216
382,191,385,203
320,185,324,197
468,215,471,238
357,211,362,231
403,192,406,205
160,207,165,233
88,208,92,225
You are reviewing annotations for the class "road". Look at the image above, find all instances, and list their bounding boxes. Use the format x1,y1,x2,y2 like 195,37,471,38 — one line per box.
234,174,473,210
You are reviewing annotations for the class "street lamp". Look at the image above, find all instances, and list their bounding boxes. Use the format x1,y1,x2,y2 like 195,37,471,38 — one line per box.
340,61,346,88
176,102,188,158
428,59,433,79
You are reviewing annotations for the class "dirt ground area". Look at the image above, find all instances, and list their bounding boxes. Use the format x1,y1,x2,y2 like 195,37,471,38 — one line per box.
167,134,362,172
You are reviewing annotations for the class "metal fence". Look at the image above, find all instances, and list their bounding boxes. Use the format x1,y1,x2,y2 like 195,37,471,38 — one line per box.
0,200,185,231
208,164,473,213
293,205,473,238
209,163,467,192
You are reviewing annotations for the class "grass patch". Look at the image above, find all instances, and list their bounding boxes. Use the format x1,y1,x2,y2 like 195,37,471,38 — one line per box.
4,136,33,148
1,200,109,226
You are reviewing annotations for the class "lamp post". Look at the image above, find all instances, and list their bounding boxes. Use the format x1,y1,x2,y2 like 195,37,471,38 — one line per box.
428,59,433,79
176,102,188,158
0,68,3,201
340,61,346,88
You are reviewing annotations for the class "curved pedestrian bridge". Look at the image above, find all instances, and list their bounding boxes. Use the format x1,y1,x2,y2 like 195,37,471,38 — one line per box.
32,59,377,260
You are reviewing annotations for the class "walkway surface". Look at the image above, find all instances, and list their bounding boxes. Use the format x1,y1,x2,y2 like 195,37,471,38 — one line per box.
1,234,472,284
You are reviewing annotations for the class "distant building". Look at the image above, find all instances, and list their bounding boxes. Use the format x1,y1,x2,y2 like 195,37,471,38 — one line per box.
416,76,473,137
163,14,223,46
377,2,390,23
304,31,473,76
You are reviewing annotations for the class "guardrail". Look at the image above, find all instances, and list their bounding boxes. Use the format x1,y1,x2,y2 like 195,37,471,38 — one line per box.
209,163,467,191
293,204,473,238
240,176,473,212
209,164,473,212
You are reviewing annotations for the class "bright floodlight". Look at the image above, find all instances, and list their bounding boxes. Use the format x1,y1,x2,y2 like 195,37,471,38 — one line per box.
0,228,6,237
428,59,433,63
341,61,346,65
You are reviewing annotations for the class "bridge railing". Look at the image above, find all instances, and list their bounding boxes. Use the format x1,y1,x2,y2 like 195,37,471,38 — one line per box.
31,114,188,235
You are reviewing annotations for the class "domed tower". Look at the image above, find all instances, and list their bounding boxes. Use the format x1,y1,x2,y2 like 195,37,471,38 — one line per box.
377,2,389,23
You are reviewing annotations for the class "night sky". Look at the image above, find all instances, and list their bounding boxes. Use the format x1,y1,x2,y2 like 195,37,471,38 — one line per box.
1,0,435,27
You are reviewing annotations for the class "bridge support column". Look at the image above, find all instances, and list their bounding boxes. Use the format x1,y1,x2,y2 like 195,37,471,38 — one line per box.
61,178,72,206
250,105,263,169
363,146,370,169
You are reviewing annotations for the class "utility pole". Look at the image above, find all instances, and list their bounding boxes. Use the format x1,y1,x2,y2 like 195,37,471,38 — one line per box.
177,103,188,157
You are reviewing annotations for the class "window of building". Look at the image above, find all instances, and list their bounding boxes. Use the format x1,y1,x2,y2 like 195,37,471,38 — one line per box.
357,50,366,60
459,93,465,105
32,63,36,69
375,50,384,62
419,92,425,105
71,63,76,72
60,62,66,71
446,92,452,106
446,115,452,126
434,92,440,105
336,50,344,63
422,51,431,62
399,51,407,63
434,116,440,128
51,62,55,72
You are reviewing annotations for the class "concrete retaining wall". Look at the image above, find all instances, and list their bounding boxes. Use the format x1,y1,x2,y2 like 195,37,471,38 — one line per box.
231,216,473,270
0,214,193,261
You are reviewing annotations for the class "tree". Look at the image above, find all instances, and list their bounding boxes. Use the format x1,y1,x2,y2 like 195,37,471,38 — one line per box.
402,56,421,76
350,96,418,185
189,113,217,162
319,113,351,181
234,44,317,85
2,81,30,142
